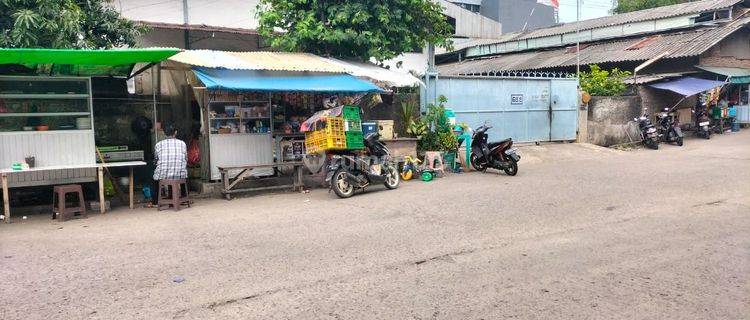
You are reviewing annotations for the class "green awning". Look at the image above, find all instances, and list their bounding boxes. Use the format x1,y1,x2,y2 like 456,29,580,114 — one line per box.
0,48,180,76
696,65,750,84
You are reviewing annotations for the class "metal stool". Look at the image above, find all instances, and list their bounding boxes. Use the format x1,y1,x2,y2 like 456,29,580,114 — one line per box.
157,179,190,211
52,184,86,222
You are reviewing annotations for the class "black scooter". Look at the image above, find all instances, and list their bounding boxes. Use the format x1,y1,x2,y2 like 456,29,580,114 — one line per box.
693,104,712,139
635,110,660,150
470,121,520,175
325,132,400,198
656,108,684,146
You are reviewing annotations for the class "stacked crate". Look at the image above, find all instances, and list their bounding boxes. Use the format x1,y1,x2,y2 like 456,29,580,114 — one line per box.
304,117,347,153
343,106,364,150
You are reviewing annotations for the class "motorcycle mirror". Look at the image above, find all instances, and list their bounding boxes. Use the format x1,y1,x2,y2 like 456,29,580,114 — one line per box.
484,120,492,127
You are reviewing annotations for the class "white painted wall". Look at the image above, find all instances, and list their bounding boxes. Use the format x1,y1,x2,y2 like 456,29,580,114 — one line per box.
114,0,261,29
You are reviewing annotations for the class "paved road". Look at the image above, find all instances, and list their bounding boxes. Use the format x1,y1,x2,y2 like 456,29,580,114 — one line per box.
1,132,748,320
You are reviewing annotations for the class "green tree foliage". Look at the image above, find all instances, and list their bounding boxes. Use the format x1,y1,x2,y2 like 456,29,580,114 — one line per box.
0,0,144,48
612,0,692,14
580,65,632,96
256,0,454,62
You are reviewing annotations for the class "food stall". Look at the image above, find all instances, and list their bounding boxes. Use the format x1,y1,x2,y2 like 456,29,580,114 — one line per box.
696,66,750,126
0,48,179,222
168,51,421,183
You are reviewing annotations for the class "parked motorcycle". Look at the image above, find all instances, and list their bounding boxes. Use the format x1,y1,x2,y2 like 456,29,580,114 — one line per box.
693,104,711,139
469,121,520,175
656,108,684,146
634,110,660,150
325,132,400,198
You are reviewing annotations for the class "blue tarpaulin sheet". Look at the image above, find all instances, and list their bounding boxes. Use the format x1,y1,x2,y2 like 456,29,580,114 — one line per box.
193,68,383,93
648,77,726,97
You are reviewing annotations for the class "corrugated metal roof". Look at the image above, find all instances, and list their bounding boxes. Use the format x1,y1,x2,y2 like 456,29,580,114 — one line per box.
325,58,423,87
169,50,421,88
169,50,346,73
438,14,750,75
490,0,742,44
696,65,750,76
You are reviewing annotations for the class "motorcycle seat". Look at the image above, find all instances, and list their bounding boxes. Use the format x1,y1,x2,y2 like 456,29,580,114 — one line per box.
488,138,512,148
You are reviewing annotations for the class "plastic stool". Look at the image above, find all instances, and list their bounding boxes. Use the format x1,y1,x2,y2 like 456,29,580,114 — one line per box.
423,152,445,176
158,179,190,211
52,184,86,222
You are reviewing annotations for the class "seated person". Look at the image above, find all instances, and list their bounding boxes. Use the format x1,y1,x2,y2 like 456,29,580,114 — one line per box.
151,123,187,206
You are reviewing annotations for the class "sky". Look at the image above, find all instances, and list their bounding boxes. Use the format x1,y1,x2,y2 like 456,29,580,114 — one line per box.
557,0,614,23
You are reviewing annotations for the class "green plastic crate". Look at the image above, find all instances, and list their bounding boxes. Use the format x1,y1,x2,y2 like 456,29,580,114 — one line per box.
345,131,365,149
345,119,362,132
342,105,361,120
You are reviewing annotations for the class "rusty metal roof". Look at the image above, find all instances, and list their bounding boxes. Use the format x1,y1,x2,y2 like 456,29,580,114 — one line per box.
496,0,742,43
438,14,750,75
169,50,346,73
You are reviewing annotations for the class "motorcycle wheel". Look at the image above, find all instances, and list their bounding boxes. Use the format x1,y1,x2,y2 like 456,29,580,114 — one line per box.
384,165,400,189
470,154,488,172
332,169,355,198
503,158,519,176
705,132,711,140
645,138,659,150
676,136,684,146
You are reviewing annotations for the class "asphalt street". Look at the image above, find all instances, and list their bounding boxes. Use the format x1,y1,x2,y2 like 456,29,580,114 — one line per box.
1,131,748,320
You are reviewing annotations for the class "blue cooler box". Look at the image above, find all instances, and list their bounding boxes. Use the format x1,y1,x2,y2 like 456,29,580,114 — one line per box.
362,122,378,136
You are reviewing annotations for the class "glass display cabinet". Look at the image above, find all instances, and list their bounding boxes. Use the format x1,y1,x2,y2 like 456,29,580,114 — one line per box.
0,76,94,132
0,76,96,184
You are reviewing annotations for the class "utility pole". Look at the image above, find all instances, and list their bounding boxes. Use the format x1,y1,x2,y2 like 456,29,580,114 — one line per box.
183,0,190,49
576,0,581,80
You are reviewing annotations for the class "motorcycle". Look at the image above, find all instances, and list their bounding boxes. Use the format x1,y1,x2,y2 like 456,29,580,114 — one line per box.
634,110,660,150
325,132,400,198
656,108,684,146
693,104,711,139
469,121,520,175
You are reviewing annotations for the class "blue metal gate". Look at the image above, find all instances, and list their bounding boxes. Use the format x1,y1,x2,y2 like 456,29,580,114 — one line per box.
426,76,579,143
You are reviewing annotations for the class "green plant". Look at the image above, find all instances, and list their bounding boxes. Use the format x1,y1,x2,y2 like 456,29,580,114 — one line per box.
416,95,458,152
256,0,454,62
580,65,632,96
0,0,145,49
408,119,428,138
399,101,418,137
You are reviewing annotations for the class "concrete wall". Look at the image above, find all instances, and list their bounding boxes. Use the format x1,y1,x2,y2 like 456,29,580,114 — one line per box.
639,86,696,125
481,0,556,32
138,28,263,51
439,0,503,37
114,0,260,29
587,96,642,146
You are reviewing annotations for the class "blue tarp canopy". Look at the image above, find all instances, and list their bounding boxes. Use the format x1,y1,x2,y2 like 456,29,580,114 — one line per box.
193,68,383,93
648,76,726,97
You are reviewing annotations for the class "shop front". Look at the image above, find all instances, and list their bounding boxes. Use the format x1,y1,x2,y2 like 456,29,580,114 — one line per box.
696,66,750,126
0,48,180,222
167,50,421,190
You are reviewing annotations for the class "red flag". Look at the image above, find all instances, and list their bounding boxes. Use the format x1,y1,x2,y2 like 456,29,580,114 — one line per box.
538,0,560,9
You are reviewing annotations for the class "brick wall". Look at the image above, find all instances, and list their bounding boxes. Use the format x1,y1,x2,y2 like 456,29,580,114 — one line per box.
700,55,750,69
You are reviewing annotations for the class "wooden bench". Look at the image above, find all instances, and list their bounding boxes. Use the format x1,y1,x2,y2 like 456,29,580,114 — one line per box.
217,162,305,200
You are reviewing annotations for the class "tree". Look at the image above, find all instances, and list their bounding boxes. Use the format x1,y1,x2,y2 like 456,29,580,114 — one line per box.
612,0,693,14
256,0,454,62
0,0,144,49
580,65,631,96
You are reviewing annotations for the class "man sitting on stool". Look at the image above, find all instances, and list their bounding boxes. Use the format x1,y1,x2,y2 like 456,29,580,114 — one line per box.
151,123,187,206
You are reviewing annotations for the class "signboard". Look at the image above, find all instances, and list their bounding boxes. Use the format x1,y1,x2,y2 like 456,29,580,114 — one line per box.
511,94,524,105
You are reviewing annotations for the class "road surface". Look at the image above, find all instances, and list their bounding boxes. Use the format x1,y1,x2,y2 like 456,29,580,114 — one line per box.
1,131,748,319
